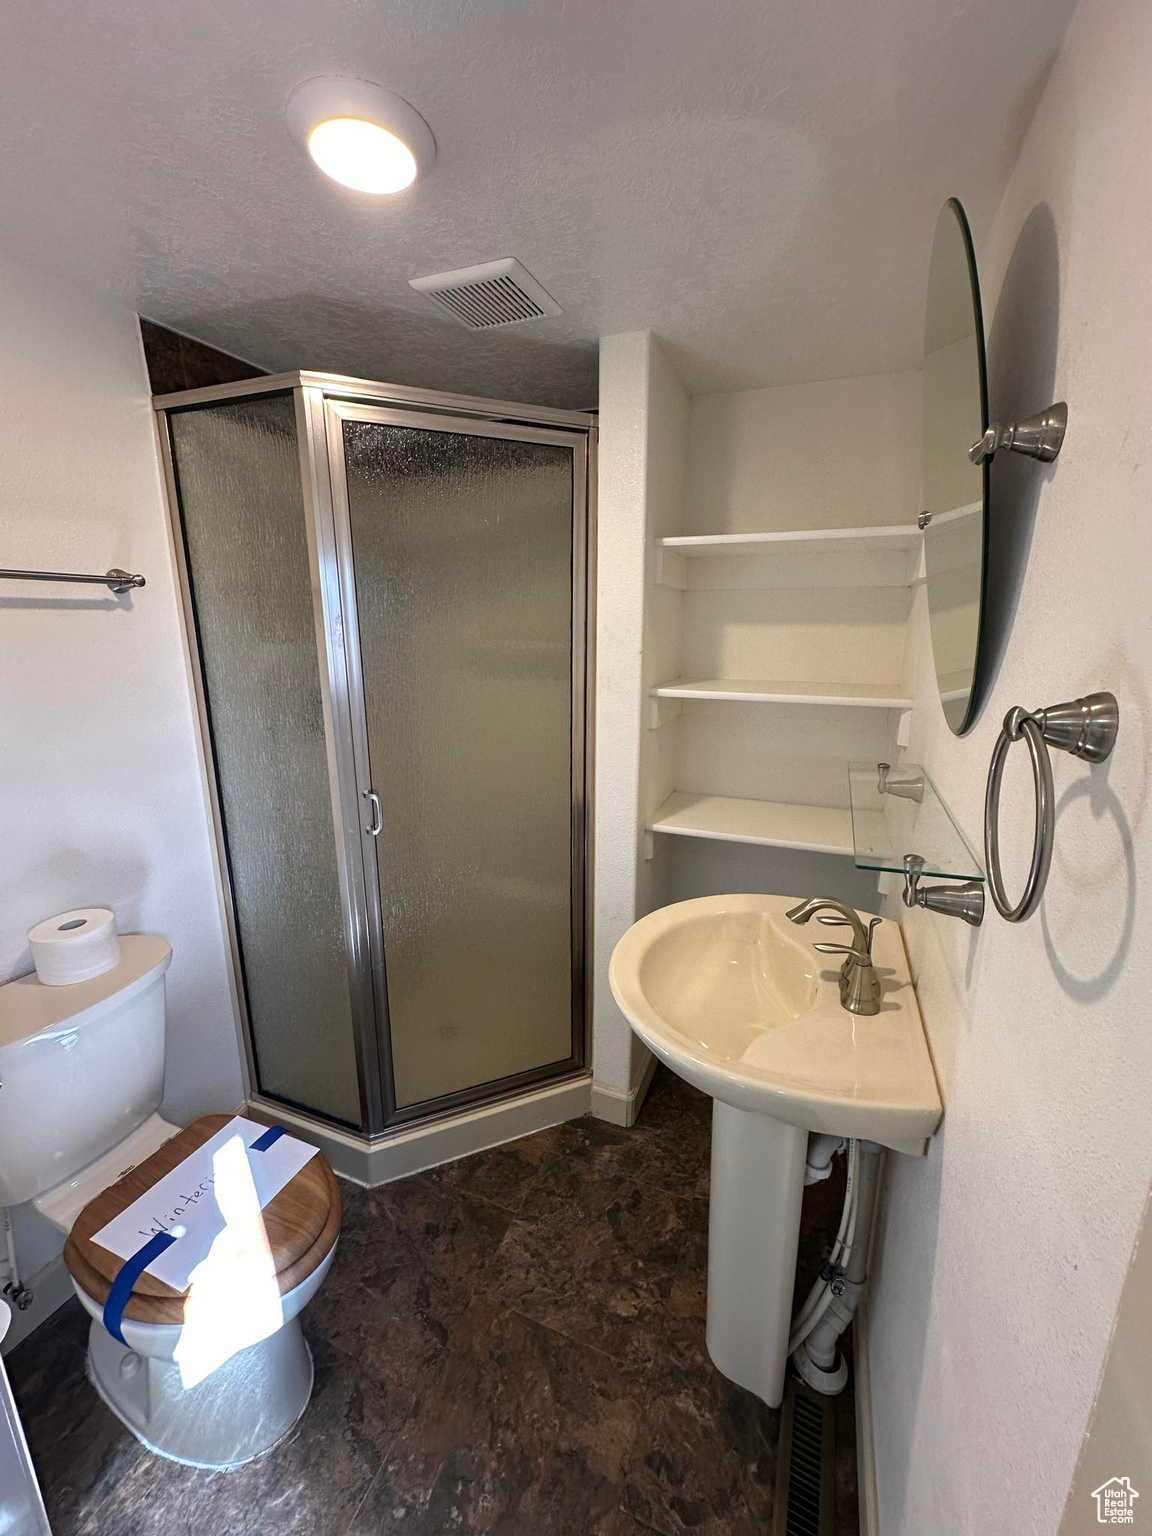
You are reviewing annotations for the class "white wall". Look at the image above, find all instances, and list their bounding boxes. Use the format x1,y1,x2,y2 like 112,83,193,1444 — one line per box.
592,331,654,1104
678,584,911,686
1057,1184,1152,1531
0,255,243,1271
592,331,689,1108
636,340,690,924
868,0,1152,1528
686,371,921,533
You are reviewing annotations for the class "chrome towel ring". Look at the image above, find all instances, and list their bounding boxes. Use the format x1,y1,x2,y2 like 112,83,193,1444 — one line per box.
984,692,1119,922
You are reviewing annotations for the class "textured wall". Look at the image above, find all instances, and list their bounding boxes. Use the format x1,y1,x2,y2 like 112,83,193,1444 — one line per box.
635,338,690,929
686,372,922,533
0,256,243,1271
593,331,692,1102
867,0,1152,1527
1057,1184,1152,1532
592,332,652,1101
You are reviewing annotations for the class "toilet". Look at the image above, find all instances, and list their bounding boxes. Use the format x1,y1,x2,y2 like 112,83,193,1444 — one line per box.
0,934,341,1469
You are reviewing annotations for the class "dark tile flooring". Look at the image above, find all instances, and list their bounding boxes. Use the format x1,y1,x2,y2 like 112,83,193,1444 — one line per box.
7,1068,858,1535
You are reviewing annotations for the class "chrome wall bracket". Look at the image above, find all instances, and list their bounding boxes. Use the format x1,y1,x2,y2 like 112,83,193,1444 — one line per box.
968,402,1067,465
984,691,1118,922
877,762,924,803
902,854,985,927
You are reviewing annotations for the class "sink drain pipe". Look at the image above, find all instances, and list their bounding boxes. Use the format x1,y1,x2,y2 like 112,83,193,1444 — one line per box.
790,1139,886,1396
803,1135,845,1184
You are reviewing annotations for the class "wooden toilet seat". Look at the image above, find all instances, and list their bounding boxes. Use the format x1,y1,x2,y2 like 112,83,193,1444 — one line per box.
63,1114,342,1327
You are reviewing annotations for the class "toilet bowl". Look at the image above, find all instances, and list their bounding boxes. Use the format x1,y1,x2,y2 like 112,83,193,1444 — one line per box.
76,1258,334,1468
0,935,342,1469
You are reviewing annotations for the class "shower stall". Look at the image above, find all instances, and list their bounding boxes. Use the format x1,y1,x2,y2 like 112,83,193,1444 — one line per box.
155,373,594,1174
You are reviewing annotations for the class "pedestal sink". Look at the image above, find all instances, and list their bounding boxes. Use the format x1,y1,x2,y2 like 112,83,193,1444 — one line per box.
609,894,942,1407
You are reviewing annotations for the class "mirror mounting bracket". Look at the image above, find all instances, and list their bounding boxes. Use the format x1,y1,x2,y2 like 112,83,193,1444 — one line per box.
968,401,1067,465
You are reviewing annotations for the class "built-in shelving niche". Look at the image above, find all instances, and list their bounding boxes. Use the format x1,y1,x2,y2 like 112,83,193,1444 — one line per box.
643,522,922,907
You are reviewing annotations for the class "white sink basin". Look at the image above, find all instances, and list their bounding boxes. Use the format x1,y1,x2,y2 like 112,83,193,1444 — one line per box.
609,893,943,1409
609,893,941,1155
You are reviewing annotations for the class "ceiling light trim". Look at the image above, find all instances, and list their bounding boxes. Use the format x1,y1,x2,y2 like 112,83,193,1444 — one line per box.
285,76,436,191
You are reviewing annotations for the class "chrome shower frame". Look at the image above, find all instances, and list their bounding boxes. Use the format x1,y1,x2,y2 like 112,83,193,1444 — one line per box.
154,372,596,1149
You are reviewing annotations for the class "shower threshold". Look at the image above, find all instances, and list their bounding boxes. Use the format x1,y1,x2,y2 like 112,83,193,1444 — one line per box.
247,1071,593,1187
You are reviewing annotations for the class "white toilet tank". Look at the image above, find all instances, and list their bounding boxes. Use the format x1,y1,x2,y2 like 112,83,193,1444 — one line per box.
0,935,172,1208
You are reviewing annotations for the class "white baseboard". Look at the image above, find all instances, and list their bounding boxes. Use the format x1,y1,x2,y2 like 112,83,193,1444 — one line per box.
589,1049,658,1127
0,1256,75,1355
854,1297,880,1536
251,1073,593,1187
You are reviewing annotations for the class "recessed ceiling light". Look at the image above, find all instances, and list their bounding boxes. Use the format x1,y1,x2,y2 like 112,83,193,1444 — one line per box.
286,77,435,195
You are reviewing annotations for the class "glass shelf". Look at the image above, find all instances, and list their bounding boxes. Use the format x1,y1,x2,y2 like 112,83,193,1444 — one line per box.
848,760,984,881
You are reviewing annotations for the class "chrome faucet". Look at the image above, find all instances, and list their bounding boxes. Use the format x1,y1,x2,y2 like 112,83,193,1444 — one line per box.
784,897,883,1017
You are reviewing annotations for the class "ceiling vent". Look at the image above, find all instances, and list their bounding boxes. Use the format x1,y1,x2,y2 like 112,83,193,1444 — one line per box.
409,257,562,330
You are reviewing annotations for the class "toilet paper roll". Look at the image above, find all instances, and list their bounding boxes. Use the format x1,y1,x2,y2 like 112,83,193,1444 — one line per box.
27,907,121,986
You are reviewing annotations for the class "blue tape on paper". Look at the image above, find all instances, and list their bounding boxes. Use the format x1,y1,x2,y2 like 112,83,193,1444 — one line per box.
102,1124,289,1341
103,1229,178,1344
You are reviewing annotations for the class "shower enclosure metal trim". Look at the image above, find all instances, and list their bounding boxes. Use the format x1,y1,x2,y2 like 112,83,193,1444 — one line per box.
153,369,593,430
320,401,590,1129
296,387,388,1130
155,374,594,1143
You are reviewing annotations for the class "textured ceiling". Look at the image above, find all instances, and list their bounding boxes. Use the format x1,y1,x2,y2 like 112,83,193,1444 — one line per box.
2,0,1075,406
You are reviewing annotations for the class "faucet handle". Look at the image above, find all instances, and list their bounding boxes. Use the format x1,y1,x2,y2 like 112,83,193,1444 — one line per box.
818,915,881,955
815,912,881,956
813,941,871,963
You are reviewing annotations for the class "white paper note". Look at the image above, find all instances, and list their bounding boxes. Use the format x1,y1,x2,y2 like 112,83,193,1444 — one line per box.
90,1115,319,1293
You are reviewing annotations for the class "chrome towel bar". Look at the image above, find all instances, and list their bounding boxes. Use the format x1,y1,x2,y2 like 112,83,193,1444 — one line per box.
984,691,1119,922
0,567,145,594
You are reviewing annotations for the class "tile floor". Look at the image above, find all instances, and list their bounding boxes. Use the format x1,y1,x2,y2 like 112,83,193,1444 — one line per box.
6,1068,858,1534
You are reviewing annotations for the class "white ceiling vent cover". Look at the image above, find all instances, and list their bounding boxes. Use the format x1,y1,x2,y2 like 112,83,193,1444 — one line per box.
409,257,562,330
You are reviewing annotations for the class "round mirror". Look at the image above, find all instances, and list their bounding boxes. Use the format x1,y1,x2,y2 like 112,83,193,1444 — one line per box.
921,197,989,735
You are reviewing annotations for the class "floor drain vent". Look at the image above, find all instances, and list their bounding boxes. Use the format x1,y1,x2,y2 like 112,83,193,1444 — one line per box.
773,1376,834,1536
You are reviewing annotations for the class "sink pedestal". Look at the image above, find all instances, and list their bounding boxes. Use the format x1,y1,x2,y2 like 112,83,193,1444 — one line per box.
706,1101,807,1409
610,894,944,1404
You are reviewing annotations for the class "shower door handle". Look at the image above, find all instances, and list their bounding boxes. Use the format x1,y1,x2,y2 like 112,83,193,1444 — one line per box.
362,790,383,837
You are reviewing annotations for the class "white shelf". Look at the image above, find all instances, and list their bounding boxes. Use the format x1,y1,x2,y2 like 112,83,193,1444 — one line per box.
657,524,921,557
648,791,854,855
652,677,913,710
655,524,923,591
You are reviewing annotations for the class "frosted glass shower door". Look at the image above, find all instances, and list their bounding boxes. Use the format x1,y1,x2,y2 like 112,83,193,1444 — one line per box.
168,395,363,1127
332,406,584,1115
